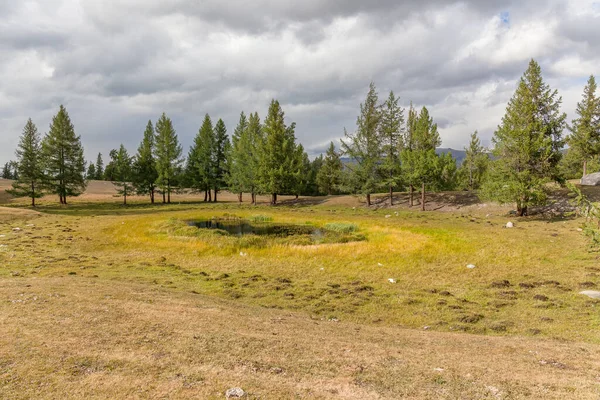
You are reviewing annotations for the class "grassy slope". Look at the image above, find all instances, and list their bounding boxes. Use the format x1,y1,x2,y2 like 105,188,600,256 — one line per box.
1,180,600,398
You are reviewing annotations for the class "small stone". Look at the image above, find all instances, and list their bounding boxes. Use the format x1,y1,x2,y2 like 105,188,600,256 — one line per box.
423,326,431,330
506,222,514,228
433,368,444,372
239,252,247,257
580,290,600,299
12,227,21,232
377,263,384,267
225,387,245,398
385,214,391,218
577,228,583,232
466,264,476,269
388,278,396,284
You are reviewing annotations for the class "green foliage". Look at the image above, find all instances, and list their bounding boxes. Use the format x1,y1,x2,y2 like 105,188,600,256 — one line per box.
1,162,13,179
186,114,214,198
132,120,158,203
212,118,231,200
341,82,382,205
560,148,600,180
95,153,104,180
154,113,182,203
481,59,566,216
258,100,299,204
41,105,86,204
228,112,251,197
112,144,134,205
86,163,96,181
568,183,600,249
457,131,488,190
323,222,358,233
567,75,600,177
248,215,273,223
379,91,405,202
7,119,45,206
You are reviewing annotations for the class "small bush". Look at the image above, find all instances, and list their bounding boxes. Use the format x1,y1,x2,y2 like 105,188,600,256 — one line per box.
323,222,358,233
249,215,273,223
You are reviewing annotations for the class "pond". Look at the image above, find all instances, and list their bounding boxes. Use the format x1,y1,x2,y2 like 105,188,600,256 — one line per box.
188,219,323,238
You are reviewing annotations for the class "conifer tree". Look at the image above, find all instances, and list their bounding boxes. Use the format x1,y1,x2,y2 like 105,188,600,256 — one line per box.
186,114,215,202
258,100,297,205
41,105,86,204
104,149,118,182
86,163,96,181
307,154,324,196
482,59,566,216
403,104,419,205
567,75,600,177
1,163,12,179
401,106,441,210
95,153,104,180
132,120,158,203
247,112,263,204
458,131,488,190
154,113,182,204
112,144,133,205
341,82,382,206
316,142,343,195
211,118,230,202
228,112,250,202
7,119,45,206
379,91,405,205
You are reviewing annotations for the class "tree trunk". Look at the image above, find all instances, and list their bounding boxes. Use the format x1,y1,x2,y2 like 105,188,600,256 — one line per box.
271,193,277,205
583,160,588,177
162,191,166,204
366,193,371,206
409,185,414,206
295,194,299,200
252,192,256,205
421,182,425,211
204,190,208,202
238,193,243,203
208,190,212,202
150,189,155,204
31,182,35,207
389,185,393,206
213,189,218,203
167,179,171,204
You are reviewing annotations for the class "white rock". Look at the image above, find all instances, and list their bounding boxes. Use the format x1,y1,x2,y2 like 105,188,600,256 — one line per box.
433,368,444,372
0,235,5,238
506,222,514,228
225,387,245,398
377,263,384,267
577,228,583,232
239,252,247,257
466,264,476,269
319,267,324,271
388,278,396,284
385,214,391,218
12,227,21,231
580,291,600,299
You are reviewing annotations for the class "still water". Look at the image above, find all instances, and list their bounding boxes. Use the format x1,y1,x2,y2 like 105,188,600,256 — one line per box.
188,219,321,237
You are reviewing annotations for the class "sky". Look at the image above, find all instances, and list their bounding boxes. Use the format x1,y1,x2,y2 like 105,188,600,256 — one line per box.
1,0,599,163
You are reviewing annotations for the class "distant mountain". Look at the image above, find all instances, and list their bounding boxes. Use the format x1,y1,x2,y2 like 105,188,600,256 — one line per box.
340,148,468,165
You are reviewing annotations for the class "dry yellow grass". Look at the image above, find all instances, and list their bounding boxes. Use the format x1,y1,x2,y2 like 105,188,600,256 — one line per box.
2,180,600,398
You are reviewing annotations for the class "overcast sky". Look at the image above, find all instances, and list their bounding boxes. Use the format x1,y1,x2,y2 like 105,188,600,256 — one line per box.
1,0,599,163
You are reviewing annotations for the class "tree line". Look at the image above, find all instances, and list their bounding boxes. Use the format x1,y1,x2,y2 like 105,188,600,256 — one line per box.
3,59,599,214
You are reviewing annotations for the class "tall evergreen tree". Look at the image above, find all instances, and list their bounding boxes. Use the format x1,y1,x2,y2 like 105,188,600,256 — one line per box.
228,112,251,202
1,163,12,179
403,103,419,205
7,119,45,206
186,114,215,202
154,113,182,204
132,120,158,203
211,118,231,202
341,82,382,206
41,105,86,205
482,59,566,216
379,91,405,205
307,154,324,196
258,100,297,205
401,106,441,210
112,144,133,205
567,75,600,177
316,142,343,195
458,131,488,190
95,153,104,180
247,112,262,204
104,149,118,181
86,163,96,181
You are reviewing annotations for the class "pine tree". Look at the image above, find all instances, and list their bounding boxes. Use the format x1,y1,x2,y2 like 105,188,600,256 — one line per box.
228,112,251,202
154,113,182,204
95,153,104,180
316,142,343,195
7,119,45,206
41,105,86,205
1,163,11,179
379,91,405,205
247,112,262,204
86,163,96,181
104,149,118,181
567,75,600,177
258,100,297,205
482,59,566,216
186,114,215,202
401,106,441,210
112,144,133,205
341,82,382,206
132,120,158,203
403,103,419,205
211,119,230,202
308,154,324,195
458,131,488,190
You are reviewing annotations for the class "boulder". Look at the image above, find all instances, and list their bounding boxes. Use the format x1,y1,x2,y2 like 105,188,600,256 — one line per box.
225,387,245,398
506,222,514,228
580,291,600,299
581,172,600,186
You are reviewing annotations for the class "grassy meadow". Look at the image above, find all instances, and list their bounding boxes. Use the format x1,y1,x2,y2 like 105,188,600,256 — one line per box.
2,179,600,399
